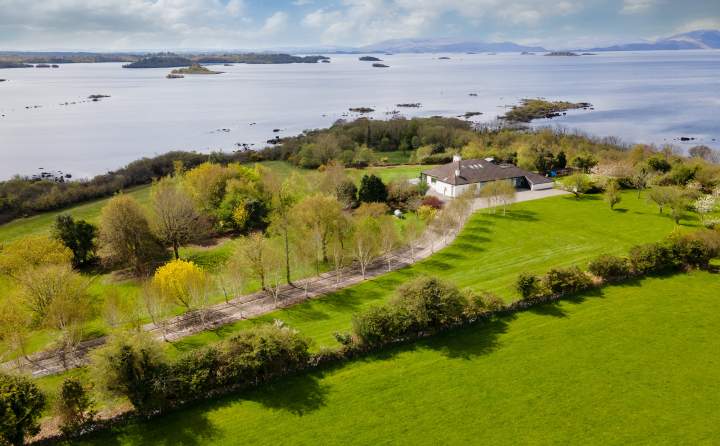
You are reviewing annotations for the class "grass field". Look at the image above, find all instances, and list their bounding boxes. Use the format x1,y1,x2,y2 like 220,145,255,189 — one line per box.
171,191,689,354
0,185,152,242
77,270,720,445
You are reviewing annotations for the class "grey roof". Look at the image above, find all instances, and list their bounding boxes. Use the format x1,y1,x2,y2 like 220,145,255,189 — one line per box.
422,159,553,186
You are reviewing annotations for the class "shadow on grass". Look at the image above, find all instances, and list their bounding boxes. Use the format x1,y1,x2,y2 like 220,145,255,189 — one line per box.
487,209,539,222
245,373,329,415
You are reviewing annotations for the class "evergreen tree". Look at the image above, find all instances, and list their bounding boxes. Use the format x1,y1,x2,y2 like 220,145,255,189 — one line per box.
358,175,388,203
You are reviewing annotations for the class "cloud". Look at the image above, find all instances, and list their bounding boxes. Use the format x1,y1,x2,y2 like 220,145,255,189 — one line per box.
301,0,585,44
0,0,282,49
674,18,720,33
261,12,288,34
292,0,313,5
620,0,656,14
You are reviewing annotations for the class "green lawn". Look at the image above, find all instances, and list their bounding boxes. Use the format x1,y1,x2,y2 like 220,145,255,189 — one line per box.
77,270,720,445
172,191,689,353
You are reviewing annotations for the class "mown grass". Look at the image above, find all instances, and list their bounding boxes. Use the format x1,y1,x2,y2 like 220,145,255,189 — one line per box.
171,191,688,353
77,270,720,445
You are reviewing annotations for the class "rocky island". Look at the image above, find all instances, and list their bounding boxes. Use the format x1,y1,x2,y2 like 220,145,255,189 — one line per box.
349,107,375,113
359,56,382,61
545,51,580,56
372,63,389,68
502,98,592,122
170,64,222,75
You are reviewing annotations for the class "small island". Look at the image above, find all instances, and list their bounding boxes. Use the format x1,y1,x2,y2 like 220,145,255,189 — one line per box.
170,64,222,75
166,73,184,79
397,103,421,108
349,107,375,113
372,63,389,68
438,56,451,60
462,112,483,118
545,51,580,56
0,79,6,82
359,56,382,62
502,98,592,122
88,94,111,102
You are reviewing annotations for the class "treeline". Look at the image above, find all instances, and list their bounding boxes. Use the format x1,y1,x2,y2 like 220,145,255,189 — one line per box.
0,150,262,224
4,116,718,224
5,228,717,445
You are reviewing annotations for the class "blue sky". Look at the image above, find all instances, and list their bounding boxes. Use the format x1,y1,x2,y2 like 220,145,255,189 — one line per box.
0,0,718,50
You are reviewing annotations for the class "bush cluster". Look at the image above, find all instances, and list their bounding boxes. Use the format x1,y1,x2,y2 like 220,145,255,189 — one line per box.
92,324,310,416
350,277,502,348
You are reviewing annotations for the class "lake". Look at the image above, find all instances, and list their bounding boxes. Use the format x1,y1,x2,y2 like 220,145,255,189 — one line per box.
0,50,718,179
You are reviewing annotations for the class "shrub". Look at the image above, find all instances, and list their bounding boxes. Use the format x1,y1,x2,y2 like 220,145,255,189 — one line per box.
216,324,311,386
516,273,542,299
0,372,46,446
667,231,720,269
90,333,168,416
391,276,466,332
56,378,96,437
628,243,675,274
351,305,405,348
335,180,358,209
588,254,631,281
421,195,444,210
463,290,505,320
542,267,593,296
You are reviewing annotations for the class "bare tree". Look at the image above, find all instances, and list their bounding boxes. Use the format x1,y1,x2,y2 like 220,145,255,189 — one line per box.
352,215,381,279
291,194,344,272
141,282,172,341
496,180,517,215
378,215,400,271
401,214,425,262
151,177,207,260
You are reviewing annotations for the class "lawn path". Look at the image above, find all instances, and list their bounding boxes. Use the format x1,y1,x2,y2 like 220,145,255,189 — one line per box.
2,189,567,378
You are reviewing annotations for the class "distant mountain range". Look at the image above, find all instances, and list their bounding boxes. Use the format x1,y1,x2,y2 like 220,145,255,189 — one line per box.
354,38,546,53
582,29,720,52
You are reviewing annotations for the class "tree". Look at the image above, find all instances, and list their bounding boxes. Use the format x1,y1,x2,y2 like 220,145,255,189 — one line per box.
238,232,270,289
688,145,712,161
217,253,249,304
0,235,71,281
378,216,400,271
554,151,567,170
90,333,167,416
55,378,95,437
560,174,590,199
604,180,622,210
694,195,717,224
668,189,689,225
152,259,210,316
98,194,166,275
358,174,388,203
291,194,344,267
0,373,46,446
352,215,382,278
647,186,674,214
141,282,173,341
53,215,97,267
102,288,142,332
268,177,299,285
571,152,598,173
151,177,206,260
183,162,233,214
0,297,31,365
479,180,502,211
401,214,425,262
335,180,358,209
646,156,671,173
496,180,517,215
632,168,650,197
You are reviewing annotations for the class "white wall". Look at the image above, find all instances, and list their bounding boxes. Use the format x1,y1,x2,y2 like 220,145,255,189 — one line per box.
530,182,554,191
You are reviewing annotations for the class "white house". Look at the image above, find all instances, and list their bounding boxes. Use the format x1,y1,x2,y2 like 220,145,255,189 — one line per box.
421,155,554,198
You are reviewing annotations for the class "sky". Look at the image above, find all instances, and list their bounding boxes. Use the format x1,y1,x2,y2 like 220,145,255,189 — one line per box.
0,0,718,51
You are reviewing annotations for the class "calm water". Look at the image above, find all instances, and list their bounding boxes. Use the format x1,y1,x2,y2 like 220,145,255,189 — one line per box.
0,51,718,179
